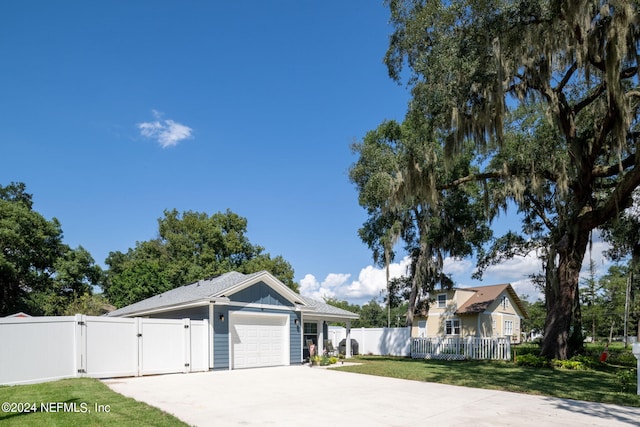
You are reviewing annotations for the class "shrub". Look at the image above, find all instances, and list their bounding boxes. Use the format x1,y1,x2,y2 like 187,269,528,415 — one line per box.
516,353,549,368
615,369,636,393
552,358,587,370
550,355,597,370
328,357,338,364
608,351,637,367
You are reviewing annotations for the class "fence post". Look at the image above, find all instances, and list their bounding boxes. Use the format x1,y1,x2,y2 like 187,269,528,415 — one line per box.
183,319,192,373
136,318,142,377
74,314,87,377
632,343,640,395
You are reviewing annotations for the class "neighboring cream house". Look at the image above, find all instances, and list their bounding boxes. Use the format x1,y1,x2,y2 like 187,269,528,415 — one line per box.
411,284,528,343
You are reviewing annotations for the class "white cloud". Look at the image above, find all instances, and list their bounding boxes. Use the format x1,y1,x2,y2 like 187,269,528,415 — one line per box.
510,278,543,302
301,257,411,303
443,257,473,275
307,238,615,306
137,110,193,148
479,251,543,283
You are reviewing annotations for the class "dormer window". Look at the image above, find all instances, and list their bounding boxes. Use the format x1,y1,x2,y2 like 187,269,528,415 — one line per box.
437,294,447,308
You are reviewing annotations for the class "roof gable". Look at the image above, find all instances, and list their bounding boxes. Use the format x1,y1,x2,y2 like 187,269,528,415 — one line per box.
455,284,528,318
229,281,295,307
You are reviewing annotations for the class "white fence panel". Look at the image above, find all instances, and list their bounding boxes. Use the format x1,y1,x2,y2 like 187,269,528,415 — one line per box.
328,327,411,356
0,315,210,385
189,319,209,372
0,316,77,385
83,316,138,378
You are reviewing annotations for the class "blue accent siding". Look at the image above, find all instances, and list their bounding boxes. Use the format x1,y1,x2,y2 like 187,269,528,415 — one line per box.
213,305,230,369
231,281,293,307
291,312,302,364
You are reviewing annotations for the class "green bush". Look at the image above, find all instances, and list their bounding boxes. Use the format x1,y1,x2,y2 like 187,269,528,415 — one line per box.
608,351,637,367
551,357,590,370
516,353,549,368
616,369,636,393
328,356,338,364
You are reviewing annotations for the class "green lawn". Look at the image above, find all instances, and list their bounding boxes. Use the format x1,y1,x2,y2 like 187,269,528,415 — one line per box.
334,355,640,407
0,378,188,427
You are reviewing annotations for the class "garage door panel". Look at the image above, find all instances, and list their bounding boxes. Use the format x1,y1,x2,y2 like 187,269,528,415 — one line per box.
230,314,288,369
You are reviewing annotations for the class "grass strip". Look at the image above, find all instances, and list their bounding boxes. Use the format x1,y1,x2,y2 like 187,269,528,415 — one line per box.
0,378,187,427
335,356,640,407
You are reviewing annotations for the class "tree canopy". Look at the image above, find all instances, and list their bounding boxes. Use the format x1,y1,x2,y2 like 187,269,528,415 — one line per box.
351,0,640,359
0,182,104,316
104,209,297,308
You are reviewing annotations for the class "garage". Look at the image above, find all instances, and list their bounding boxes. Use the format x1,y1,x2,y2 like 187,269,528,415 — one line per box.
229,312,289,369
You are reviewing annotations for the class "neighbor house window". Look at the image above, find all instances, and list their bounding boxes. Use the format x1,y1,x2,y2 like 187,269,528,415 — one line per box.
418,320,427,337
437,294,447,308
501,296,510,309
445,319,460,335
504,320,513,336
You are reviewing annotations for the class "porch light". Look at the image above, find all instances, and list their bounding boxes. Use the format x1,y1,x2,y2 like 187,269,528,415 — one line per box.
294,319,299,325
219,314,225,322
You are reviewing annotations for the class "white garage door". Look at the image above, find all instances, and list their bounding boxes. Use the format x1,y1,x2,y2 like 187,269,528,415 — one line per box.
230,313,289,369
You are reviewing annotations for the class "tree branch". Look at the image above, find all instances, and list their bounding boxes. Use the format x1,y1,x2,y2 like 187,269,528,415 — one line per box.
438,171,506,190
592,154,635,178
573,82,607,114
524,192,555,231
555,62,577,93
580,164,640,230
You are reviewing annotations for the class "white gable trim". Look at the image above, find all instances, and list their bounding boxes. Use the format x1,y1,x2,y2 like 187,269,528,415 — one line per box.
115,297,230,318
215,271,307,307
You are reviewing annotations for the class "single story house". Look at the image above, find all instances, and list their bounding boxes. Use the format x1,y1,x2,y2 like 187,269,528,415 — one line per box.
411,284,528,343
108,270,359,370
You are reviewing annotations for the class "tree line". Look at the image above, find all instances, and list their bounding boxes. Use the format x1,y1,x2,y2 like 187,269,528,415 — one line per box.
0,182,296,317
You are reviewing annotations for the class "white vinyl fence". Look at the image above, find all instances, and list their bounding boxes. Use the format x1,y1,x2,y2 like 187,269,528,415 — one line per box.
0,315,208,386
328,327,411,356
411,336,512,361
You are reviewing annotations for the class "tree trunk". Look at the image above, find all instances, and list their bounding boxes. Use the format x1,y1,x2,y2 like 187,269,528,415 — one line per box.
405,240,430,328
540,228,589,360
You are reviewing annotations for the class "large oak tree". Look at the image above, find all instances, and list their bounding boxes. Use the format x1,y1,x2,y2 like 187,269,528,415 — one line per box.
370,0,640,359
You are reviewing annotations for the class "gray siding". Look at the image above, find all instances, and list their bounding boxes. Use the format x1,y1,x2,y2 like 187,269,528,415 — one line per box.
147,305,208,320
231,281,294,307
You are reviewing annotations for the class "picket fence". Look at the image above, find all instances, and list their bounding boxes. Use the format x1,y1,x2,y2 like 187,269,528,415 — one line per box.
0,315,208,386
411,336,512,361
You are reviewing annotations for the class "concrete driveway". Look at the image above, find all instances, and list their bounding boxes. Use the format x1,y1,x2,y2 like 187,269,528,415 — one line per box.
104,365,640,426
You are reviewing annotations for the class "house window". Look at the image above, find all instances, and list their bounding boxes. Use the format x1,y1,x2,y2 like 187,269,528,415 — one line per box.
504,320,513,336
418,320,426,337
303,322,318,347
437,294,447,308
501,296,509,309
445,319,460,335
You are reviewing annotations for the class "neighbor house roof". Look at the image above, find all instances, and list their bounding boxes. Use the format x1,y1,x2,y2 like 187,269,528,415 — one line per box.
107,270,358,320
455,283,528,318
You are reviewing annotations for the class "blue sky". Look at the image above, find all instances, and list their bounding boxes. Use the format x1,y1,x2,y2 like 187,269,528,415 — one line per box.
0,1,612,305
